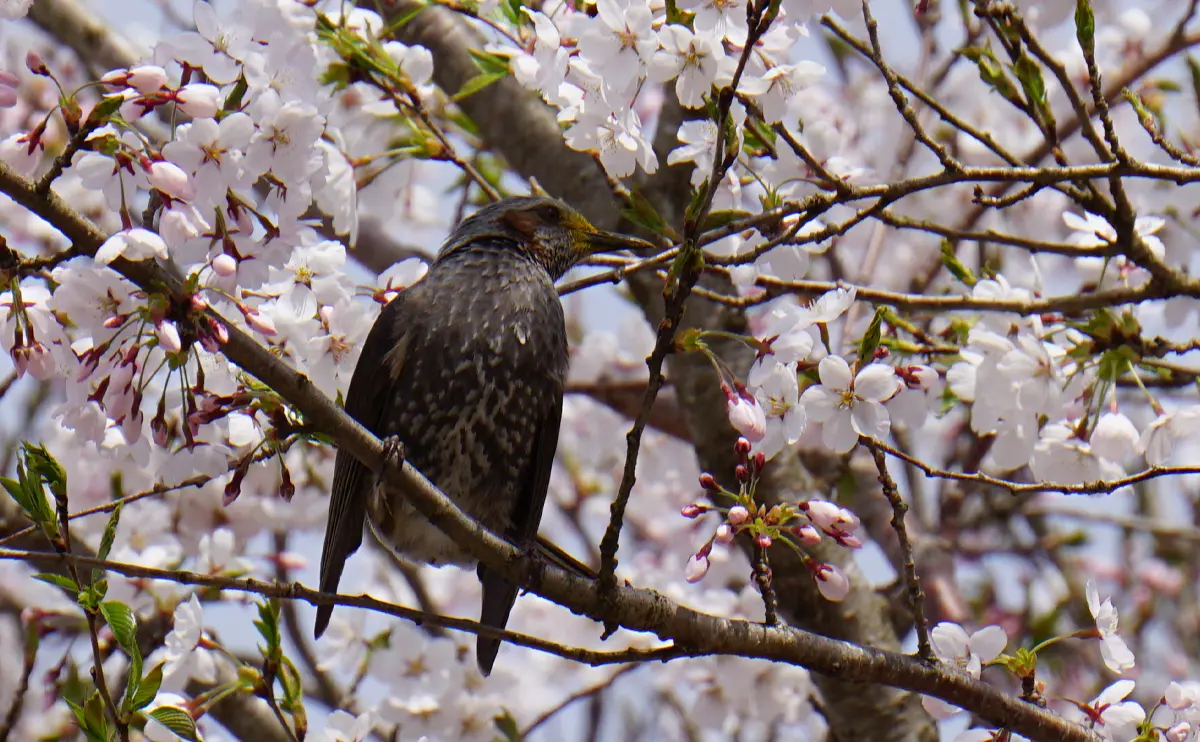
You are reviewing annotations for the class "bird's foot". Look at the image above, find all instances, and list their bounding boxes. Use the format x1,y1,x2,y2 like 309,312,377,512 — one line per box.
374,435,406,491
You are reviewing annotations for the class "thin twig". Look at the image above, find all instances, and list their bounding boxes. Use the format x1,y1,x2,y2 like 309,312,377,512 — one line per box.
522,664,641,738
866,441,932,661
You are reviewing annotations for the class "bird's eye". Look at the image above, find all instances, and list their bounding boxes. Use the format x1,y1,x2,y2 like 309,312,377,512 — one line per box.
536,204,561,223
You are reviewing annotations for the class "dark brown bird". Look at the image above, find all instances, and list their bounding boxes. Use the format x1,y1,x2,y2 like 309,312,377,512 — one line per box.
315,196,632,674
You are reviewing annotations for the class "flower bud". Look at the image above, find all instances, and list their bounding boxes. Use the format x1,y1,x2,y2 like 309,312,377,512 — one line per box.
735,437,752,457
175,83,221,118
792,524,822,546
802,499,843,530
726,393,766,443
910,364,938,390
680,503,704,519
735,464,748,482
698,472,718,491
279,466,295,502
212,253,238,277
813,562,850,601
755,532,772,549
25,51,48,77
147,160,195,200
155,319,182,353
684,554,709,583
1166,723,1191,742
727,505,749,525
127,65,168,94
715,523,734,545
243,309,276,336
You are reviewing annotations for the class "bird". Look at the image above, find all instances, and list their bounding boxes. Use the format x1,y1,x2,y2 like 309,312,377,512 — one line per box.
315,195,635,675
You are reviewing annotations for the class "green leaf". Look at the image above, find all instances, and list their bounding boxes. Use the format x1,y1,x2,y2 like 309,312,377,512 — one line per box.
88,94,127,125
33,572,79,594
452,71,507,102
1011,55,1046,106
496,709,523,741
940,241,976,287
128,663,164,713
1188,55,1200,118
467,48,511,76
857,307,886,369
620,190,672,238
224,75,249,112
65,697,107,742
958,45,1023,108
23,443,66,499
1074,0,1095,51
84,689,109,741
99,601,138,658
96,502,122,563
254,598,281,653
148,707,200,741
1097,347,1137,383
700,209,751,233
382,1,428,34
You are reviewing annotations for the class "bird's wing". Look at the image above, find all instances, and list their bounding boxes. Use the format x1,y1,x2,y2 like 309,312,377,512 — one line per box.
315,295,410,638
476,384,564,674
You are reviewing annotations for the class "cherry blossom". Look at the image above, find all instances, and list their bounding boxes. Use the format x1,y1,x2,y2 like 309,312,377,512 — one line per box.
1087,580,1136,674
799,357,899,453
161,594,218,687
922,622,1007,719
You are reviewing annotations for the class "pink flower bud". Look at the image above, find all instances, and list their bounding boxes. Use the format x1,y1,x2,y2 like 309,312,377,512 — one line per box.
210,318,229,344
726,394,766,442
100,69,129,88
684,554,709,583
792,524,822,546
175,83,221,118
802,499,843,530
698,472,718,491
212,254,238,277
147,160,195,200
127,65,168,94
680,503,704,519
727,505,749,525
191,294,208,313
814,563,850,601
715,523,734,545
735,464,748,482
244,310,276,336
25,343,54,380
151,414,169,447
910,364,938,390
155,319,182,353
735,437,751,456
1166,723,1191,742
755,532,772,549
25,52,47,77
830,529,862,548
103,314,126,329
752,451,765,471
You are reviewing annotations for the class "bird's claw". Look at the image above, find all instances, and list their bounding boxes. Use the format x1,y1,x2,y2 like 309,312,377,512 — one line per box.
375,435,406,490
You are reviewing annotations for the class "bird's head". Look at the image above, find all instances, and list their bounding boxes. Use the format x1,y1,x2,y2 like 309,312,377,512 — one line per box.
438,196,641,281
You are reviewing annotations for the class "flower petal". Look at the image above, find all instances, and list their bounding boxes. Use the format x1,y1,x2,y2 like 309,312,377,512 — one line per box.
817,355,852,389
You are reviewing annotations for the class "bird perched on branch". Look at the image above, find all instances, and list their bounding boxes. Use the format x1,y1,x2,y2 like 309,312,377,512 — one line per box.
315,196,636,674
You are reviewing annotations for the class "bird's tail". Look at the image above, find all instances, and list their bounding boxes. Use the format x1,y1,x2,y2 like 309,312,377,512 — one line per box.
476,565,519,676
476,538,593,674
536,535,597,579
